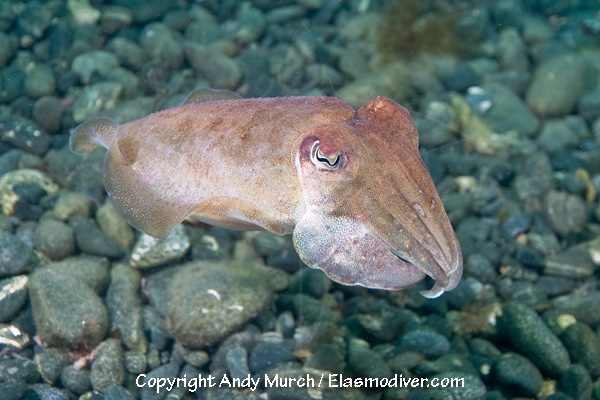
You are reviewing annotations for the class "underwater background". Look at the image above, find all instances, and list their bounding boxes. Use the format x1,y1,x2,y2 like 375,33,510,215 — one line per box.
1,0,600,399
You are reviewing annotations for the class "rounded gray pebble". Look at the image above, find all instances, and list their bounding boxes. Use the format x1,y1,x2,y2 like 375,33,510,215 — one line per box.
0,231,32,277
557,364,593,400
60,365,91,395
33,219,75,261
526,54,586,117
32,96,62,134
398,329,451,359
498,302,570,377
71,217,124,258
24,64,55,98
28,268,108,349
90,339,125,392
0,275,28,321
493,352,543,397
560,322,600,379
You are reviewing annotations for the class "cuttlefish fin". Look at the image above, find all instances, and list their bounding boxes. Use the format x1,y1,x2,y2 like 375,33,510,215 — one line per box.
181,88,242,106
69,117,119,154
104,143,192,240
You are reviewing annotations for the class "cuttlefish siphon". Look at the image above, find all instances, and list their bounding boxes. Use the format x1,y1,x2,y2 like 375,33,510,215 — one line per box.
70,89,462,298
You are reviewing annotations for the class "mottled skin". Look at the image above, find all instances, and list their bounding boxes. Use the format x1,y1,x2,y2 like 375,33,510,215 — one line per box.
71,91,462,297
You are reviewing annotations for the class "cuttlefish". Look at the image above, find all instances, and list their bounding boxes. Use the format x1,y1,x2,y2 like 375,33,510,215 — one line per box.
70,89,462,298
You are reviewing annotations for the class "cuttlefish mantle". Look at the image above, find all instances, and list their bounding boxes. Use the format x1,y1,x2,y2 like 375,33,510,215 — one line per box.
70,89,462,298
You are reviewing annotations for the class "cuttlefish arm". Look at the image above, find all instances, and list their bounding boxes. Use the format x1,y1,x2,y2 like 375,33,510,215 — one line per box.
70,90,462,297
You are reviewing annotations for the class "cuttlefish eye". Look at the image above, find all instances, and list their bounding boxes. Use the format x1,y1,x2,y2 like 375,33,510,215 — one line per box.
310,140,343,170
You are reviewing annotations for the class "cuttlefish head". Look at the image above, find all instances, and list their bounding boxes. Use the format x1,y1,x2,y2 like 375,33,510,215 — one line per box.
292,97,462,298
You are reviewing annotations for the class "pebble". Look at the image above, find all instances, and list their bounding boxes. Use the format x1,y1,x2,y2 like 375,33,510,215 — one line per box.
184,42,241,90
44,256,109,294
0,149,21,176
71,50,120,85
0,380,26,400
104,386,135,400
305,343,346,373
465,253,497,283
130,224,190,268
249,231,288,256
502,213,530,237
497,302,570,377
305,63,345,87
444,64,478,92
235,4,266,44
496,28,529,71
493,352,543,397
249,342,295,374
105,67,141,99
225,346,250,379
60,365,91,395
481,82,540,137
28,267,108,349
164,260,275,348
522,16,554,44
140,23,184,70
397,329,451,359
21,384,68,400
32,96,62,133
124,350,147,374
71,216,124,258
557,364,593,400
552,292,600,324
559,322,600,379
544,241,596,278
543,191,587,237
265,5,306,24
0,115,50,155
526,54,587,117
112,0,171,23
338,48,370,80
0,231,33,277
427,372,487,400
106,37,147,70
90,339,125,392
0,357,40,384
100,6,133,34
578,87,600,121
173,342,209,368
0,66,25,103
513,153,553,201
347,339,392,380
105,263,147,353
96,202,134,250
0,275,28,322
187,227,233,261
276,294,339,325
33,218,75,260
0,32,17,69
538,119,579,152
288,268,332,299
35,348,68,385
139,363,180,400
72,81,123,123
67,0,101,25
24,64,55,98
535,276,575,297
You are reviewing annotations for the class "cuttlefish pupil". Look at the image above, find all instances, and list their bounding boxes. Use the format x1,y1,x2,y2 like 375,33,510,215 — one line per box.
310,140,342,170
